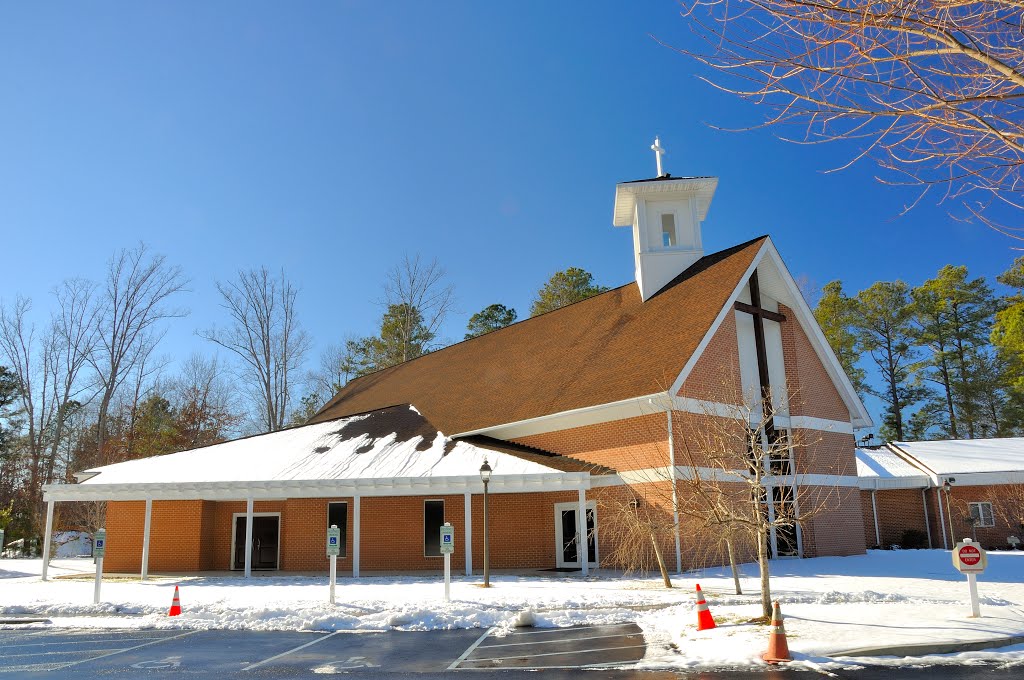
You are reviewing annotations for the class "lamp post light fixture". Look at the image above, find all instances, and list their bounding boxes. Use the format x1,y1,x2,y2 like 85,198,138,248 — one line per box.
479,459,492,588
943,478,956,546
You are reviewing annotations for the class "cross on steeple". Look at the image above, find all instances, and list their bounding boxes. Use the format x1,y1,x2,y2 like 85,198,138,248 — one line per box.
734,270,787,427
651,137,666,177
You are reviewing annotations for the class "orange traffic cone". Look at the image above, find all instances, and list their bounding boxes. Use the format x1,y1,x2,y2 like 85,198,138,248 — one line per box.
168,585,182,617
695,584,716,631
761,600,791,664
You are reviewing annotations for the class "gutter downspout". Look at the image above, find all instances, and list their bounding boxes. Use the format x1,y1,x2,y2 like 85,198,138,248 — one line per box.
667,409,682,575
936,487,949,550
870,490,881,548
922,488,933,548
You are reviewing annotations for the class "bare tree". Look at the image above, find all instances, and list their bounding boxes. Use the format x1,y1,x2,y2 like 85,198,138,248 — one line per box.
596,387,839,618
381,255,455,360
675,396,835,619
0,280,97,542
201,267,311,433
168,353,241,448
90,244,188,467
677,0,1024,231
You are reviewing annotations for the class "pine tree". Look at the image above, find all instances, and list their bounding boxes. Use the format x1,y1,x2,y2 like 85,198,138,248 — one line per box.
530,268,608,317
346,304,435,378
912,266,997,439
854,281,929,441
465,304,517,339
813,281,866,394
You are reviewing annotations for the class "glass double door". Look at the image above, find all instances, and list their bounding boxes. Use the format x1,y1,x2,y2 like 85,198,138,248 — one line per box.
554,502,597,569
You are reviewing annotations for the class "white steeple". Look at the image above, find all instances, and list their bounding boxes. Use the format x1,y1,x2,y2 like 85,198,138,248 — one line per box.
612,139,718,301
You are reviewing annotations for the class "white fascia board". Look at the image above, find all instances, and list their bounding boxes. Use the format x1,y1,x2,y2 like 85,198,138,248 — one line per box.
42,472,591,503
451,393,665,440
857,476,932,490
668,239,871,429
758,240,873,428
669,242,767,398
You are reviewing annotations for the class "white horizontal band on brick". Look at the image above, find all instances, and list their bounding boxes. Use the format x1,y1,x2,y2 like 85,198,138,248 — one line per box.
43,472,592,503
613,466,861,488
455,392,857,443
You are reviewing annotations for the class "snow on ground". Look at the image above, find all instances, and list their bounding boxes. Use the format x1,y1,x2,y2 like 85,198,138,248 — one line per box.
3,550,1024,671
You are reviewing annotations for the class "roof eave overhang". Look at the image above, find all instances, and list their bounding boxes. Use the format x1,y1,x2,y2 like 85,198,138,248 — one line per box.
613,177,719,226
43,472,592,502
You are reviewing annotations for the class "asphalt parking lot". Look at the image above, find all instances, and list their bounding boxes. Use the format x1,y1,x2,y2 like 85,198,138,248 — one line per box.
0,623,648,677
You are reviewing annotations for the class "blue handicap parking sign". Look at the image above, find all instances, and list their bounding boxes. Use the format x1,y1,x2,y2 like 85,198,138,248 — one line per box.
329,537,338,545
443,535,451,543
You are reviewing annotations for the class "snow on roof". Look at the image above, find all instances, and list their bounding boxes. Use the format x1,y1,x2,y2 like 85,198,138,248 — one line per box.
892,438,1024,476
855,447,931,489
80,406,565,486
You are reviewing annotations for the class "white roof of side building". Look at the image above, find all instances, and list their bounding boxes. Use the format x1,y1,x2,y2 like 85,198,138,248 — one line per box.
891,438,1024,486
855,447,932,490
43,405,606,503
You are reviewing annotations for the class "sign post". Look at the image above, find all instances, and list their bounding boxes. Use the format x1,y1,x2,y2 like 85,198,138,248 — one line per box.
93,528,106,604
440,523,455,602
952,538,988,618
327,525,341,605
0,528,5,558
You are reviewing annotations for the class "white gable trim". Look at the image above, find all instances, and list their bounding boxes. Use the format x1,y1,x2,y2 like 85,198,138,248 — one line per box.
452,393,664,440
669,238,872,429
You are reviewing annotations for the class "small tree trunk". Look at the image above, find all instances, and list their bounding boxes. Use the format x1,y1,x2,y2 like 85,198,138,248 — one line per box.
757,526,772,618
650,531,672,589
726,538,742,595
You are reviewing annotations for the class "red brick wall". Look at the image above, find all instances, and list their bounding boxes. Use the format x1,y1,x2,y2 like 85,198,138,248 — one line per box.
862,488,931,549
677,312,744,404
104,492,593,574
514,414,669,472
799,487,866,557
779,303,850,422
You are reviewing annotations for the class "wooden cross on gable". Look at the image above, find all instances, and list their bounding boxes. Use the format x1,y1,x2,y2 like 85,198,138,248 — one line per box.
734,270,786,427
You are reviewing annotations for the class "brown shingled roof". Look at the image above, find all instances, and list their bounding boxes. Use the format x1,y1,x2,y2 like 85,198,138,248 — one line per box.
311,237,767,435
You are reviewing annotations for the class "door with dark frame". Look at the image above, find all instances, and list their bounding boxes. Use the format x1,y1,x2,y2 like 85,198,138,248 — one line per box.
233,516,280,570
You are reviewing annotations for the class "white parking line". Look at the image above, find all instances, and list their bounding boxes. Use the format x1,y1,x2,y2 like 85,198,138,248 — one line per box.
53,630,198,670
464,643,647,664
447,626,496,670
3,637,159,649
242,631,340,671
477,632,640,649
0,631,196,673
500,623,638,636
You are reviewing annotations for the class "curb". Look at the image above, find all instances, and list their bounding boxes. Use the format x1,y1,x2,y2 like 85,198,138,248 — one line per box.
835,634,1024,658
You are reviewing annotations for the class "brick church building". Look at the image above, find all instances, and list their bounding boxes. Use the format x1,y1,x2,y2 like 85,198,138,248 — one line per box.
43,144,872,578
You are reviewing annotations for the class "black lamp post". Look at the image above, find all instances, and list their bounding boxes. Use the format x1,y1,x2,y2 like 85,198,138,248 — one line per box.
942,478,956,547
479,459,492,588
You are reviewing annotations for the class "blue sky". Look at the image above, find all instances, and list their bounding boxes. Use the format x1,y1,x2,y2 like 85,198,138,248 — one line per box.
0,3,1010,427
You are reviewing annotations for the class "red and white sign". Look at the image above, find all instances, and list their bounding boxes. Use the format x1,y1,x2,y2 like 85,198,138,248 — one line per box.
959,545,981,566
952,539,987,574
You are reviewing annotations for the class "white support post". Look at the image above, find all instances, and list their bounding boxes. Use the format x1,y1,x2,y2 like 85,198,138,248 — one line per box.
937,488,949,550
141,498,153,581
352,495,361,578
577,488,589,576
667,410,682,574
870,490,881,547
922,488,933,548
464,491,473,576
329,554,337,605
243,497,254,578
41,500,54,581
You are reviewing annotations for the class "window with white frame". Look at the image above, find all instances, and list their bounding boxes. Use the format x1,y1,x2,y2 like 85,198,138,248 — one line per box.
661,213,677,247
968,502,995,528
